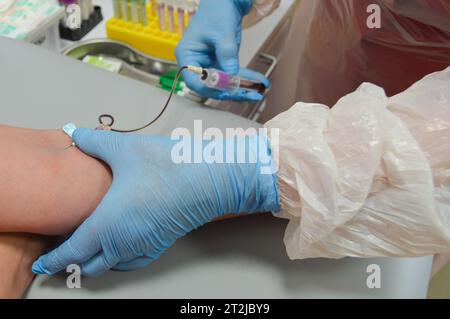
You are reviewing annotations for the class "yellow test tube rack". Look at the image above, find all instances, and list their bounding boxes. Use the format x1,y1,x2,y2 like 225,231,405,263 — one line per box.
106,2,188,62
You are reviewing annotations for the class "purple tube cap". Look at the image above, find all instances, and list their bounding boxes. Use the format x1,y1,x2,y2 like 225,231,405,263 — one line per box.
59,0,78,5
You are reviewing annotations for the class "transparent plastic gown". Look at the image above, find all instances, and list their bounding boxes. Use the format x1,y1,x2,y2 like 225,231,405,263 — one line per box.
246,0,450,258
265,67,450,259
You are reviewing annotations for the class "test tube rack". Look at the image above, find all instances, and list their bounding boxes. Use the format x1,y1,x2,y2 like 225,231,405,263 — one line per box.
106,2,189,62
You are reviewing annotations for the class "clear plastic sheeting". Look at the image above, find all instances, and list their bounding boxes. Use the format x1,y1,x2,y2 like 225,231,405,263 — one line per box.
243,0,281,27
265,67,450,259
261,0,450,122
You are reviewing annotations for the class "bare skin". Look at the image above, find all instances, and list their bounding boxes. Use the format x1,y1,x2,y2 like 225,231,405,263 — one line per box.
0,125,112,235
0,233,49,298
0,125,112,298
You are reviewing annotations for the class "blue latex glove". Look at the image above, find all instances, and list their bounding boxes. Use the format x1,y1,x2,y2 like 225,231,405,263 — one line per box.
176,0,269,101
32,128,279,276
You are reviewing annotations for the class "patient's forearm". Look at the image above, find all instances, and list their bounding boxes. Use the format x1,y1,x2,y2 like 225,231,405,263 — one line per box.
0,125,112,235
0,233,49,298
0,125,238,236
0,125,240,298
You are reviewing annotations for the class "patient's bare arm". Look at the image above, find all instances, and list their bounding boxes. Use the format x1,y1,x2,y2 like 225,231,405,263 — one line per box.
0,233,49,298
0,124,237,235
0,125,112,235
0,125,112,298
0,124,238,298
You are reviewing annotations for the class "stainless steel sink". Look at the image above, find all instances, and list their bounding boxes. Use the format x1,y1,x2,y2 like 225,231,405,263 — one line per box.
61,38,201,98
62,38,176,75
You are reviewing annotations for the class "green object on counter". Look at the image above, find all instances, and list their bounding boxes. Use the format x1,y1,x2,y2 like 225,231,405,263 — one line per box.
82,55,122,73
159,69,184,94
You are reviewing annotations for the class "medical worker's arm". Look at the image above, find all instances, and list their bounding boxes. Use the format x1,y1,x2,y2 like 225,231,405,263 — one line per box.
32,68,450,277
264,67,450,259
176,0,279,100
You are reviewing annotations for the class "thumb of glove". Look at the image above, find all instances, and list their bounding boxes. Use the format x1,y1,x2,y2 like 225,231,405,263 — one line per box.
72,128,123,165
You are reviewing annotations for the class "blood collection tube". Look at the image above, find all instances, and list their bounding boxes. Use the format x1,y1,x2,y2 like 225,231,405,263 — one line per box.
113,0,123,19
131,0,139,23
167,0,175,32
157,0,166,31
177,0,185,35
86,0,94,16
140,0,148,25
150,0,157,16
201,68,240,94
186,0,196,23
80,0,90,20
122,0,129,21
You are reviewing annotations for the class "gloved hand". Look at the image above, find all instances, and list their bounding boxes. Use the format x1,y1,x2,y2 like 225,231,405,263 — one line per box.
176,0,269,101
32,128,279,276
